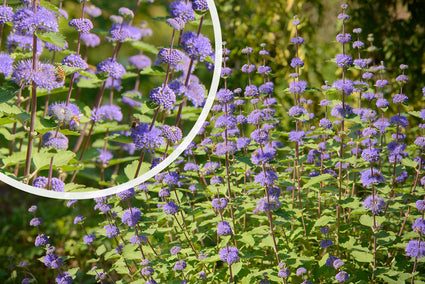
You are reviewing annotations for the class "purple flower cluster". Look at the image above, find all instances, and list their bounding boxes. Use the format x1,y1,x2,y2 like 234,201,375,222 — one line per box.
181,31,213,62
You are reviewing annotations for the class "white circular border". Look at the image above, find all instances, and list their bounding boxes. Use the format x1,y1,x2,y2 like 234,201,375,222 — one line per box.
0,0,222,200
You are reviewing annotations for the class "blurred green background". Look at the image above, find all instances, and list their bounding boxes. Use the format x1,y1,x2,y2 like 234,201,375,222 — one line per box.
2,0,425,282
218,0,425,129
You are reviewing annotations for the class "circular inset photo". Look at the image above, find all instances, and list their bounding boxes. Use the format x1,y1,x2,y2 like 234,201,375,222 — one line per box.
0,0,222,198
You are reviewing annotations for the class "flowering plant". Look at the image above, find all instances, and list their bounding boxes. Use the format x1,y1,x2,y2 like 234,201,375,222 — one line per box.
0,0,215,192
3,2,425,284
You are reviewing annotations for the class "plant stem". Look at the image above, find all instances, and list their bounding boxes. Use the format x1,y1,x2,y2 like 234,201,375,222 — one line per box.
174,215,198,258
24,31,39,178
411,233,421,284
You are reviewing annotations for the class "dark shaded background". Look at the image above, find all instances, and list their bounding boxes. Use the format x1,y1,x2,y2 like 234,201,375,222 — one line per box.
2,0,425,282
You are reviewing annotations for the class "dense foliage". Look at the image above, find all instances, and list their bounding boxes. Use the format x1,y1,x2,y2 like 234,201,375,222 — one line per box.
1,1,425,284
0,0,214,190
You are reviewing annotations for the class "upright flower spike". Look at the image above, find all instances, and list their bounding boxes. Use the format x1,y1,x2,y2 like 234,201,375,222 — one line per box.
161,125,183,144
7,33,43,55
405,239,425,258
192,0,209,13
131,122,164,151
108,21,143,42
169,1,195,23
166,17,185,31
157,48,184,66
362,195,385,215
91,104,123,122
118,7,134,20
69,18,93,33
11,60,64,92
84,5,102,17
13,5,59,34
149,85,176,110
335,271,349,282
129,54,152,70
104,224,119,238
0,5,14,25
219,247,239,265
121,208,141,227
97,58,126,80
0,53,13,77
33,176,65,192
163,201,178,215
62,54,88,69
48,102,81,129
181,31,213,62
41,131,69,150
55,272,73,283
81,33,101,47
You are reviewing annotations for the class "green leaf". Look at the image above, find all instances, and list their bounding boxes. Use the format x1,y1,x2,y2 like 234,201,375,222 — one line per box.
376,275,398,284
0,103,30,124
139,104,151,114
40,1,61,13
295,114,311,121
86,258,99,264
200,255,220,263
260,235,275,248
33,150,75,170
146,100,158,109
239,232,255,247
210,127,223,136
122,72,138,79
191,17,213,26
76,78,102,89
108,156,139,166
33,151,54,169
79,70,97,79
351,250,373,262
0,117,16,126
105,133,133,143
36,86,68,98
77,148,101,162
0,87,19,103
2,151,27,167
302,173,333,189
121,244,142,260
131,41,158,54
67,267,79,279
313,215,334,229
64,183,86,192
339,197,361,209
150,16,168,21
54,150,76,167
232,262,242,276
234,154,254,167
130,280,145,284
359,214,374,228
11,51,33,60
319,253,330,267
409,111,421,118
60,65,84,76
122,90,145,102
35,31,66,48
124,160,150,180
375,231,397,245
204,55,214,63
401,158,418,168
398,273,415,282
0,128,25,140
96,244,107,256
112,259,131,275
140,66,166,76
